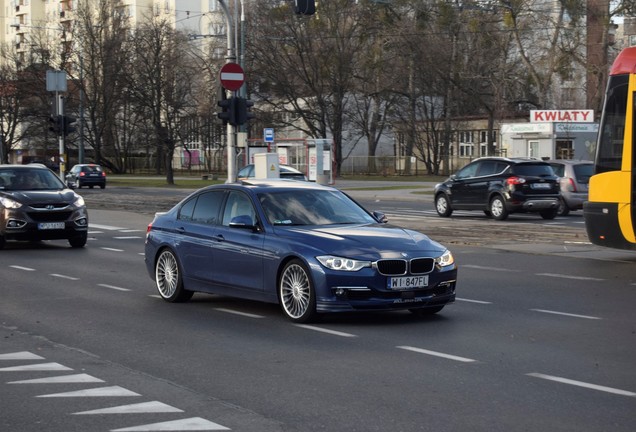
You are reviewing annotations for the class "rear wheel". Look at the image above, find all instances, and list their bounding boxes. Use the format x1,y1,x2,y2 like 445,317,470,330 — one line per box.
490,196,509,220
557,198,570,216
155,248,193,302
540,208,558,220
435,194,453,217
279,259,317,323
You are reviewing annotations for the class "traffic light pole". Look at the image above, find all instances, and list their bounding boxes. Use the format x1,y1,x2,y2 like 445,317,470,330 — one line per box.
56,93,65,178
218,0,238,183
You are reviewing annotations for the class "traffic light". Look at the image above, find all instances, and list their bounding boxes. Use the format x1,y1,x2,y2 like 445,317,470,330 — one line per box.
294,0,315,15
49,115,62,133
236,97,255,126
63,116,77,136
217,95,237,126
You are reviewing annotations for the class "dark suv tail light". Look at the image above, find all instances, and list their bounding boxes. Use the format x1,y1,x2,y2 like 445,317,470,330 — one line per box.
506,176,526,185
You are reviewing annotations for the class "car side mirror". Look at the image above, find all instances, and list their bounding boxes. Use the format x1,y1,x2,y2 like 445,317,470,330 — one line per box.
229,215,257,231
372,211,388,223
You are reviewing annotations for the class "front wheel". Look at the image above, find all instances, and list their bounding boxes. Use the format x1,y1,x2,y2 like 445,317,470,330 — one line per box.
490,196,509,221
435,194,453,217
155,248,193,302
68,233,87,248
279,259,317,323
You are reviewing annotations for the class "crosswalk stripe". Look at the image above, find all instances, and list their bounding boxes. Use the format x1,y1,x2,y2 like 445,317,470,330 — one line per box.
37,385,140,398
73,401,183,415
111,417,230,431
0,351,45,361
8,373,104,384
0,362,72,372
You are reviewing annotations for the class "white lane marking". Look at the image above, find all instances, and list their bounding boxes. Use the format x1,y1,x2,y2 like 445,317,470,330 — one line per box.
98,284,131,292
50,273,79,281
535,273,604,281
0,362,72,372
214,308,264,318
9,265,35,271
9,373,104,384
120,229,143,233
37,385,140,398
295,324,357,338
88,230,104,234
114,236,143,240
397,346,477,363
531,309,601,320
148,295,161,299
74,401,183,415
0,351,44,361
462,264,519,272
112,417,230,431
564,241,592,245
456,297,492,304
527,373,636,397
90,223,127,231
101,247,125,252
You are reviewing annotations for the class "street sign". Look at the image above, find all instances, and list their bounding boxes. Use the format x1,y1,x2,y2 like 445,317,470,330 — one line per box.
264,128,274,143
219,63,245,91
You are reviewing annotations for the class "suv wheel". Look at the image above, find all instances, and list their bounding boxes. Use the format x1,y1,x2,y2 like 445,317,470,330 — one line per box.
540,209,558,220
435,194,453,217
490,196,509,220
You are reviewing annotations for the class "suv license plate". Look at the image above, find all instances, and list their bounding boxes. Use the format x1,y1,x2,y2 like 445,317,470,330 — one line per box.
38,222,65,230
388,276,428,290
531,183,551,189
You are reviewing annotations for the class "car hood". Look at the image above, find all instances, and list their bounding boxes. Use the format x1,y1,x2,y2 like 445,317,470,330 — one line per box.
1,189,79,205
274,223,447,259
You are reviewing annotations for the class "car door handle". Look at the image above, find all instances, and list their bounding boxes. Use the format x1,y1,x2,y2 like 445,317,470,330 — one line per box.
176,226,186,234
214,234,225,242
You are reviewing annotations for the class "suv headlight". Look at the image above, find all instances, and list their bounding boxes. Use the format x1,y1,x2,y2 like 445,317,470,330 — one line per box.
435,250,455,268
0,196,22,209
73,195,85,207
316,255,371,272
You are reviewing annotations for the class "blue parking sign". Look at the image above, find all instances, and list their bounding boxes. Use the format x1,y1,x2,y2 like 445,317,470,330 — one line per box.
264,128,274,143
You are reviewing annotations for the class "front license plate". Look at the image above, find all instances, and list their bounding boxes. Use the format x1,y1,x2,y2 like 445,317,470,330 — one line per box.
388,275,428,290
38,222,65,230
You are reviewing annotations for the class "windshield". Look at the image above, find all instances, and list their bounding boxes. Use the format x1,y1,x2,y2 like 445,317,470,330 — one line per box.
258,189,376,226
0,168,66,191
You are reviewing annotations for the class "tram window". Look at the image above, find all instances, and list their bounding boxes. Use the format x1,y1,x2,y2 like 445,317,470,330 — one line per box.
597,75,628,173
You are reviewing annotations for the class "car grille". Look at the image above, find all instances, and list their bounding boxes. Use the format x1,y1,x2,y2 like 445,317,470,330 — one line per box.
375,257,435,276
27,206,73,222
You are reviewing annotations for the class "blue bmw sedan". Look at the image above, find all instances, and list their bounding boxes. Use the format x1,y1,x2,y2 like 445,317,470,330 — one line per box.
144,180,457,322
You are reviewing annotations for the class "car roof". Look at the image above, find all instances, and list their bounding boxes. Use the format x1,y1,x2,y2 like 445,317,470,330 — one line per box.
546,159,593,165
0,164,50,171
471,157,549,164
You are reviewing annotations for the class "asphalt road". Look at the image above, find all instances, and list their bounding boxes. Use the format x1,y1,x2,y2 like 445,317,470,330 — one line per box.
1,184,635,431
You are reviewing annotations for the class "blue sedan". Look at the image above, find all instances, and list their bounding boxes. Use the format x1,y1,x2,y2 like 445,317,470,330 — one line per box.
144,180,457,322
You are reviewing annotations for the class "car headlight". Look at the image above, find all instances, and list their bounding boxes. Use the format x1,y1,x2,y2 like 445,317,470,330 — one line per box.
73,195,85,207
435,250,455,267
0,196,22,209
316,255,371,272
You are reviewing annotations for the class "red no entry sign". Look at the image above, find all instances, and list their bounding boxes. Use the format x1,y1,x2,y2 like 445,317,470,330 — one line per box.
219,63,245,91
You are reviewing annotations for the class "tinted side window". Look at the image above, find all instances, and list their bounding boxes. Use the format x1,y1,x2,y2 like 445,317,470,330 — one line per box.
178,197,197,222
455,162,479,179
222,191,255,226
192,191,225,225
549,164,565,177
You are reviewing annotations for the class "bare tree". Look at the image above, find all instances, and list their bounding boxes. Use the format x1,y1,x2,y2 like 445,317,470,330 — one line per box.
126,16,202,184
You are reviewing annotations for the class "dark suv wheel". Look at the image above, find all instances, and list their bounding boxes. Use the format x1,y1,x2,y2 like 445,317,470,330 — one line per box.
489,195,509,220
